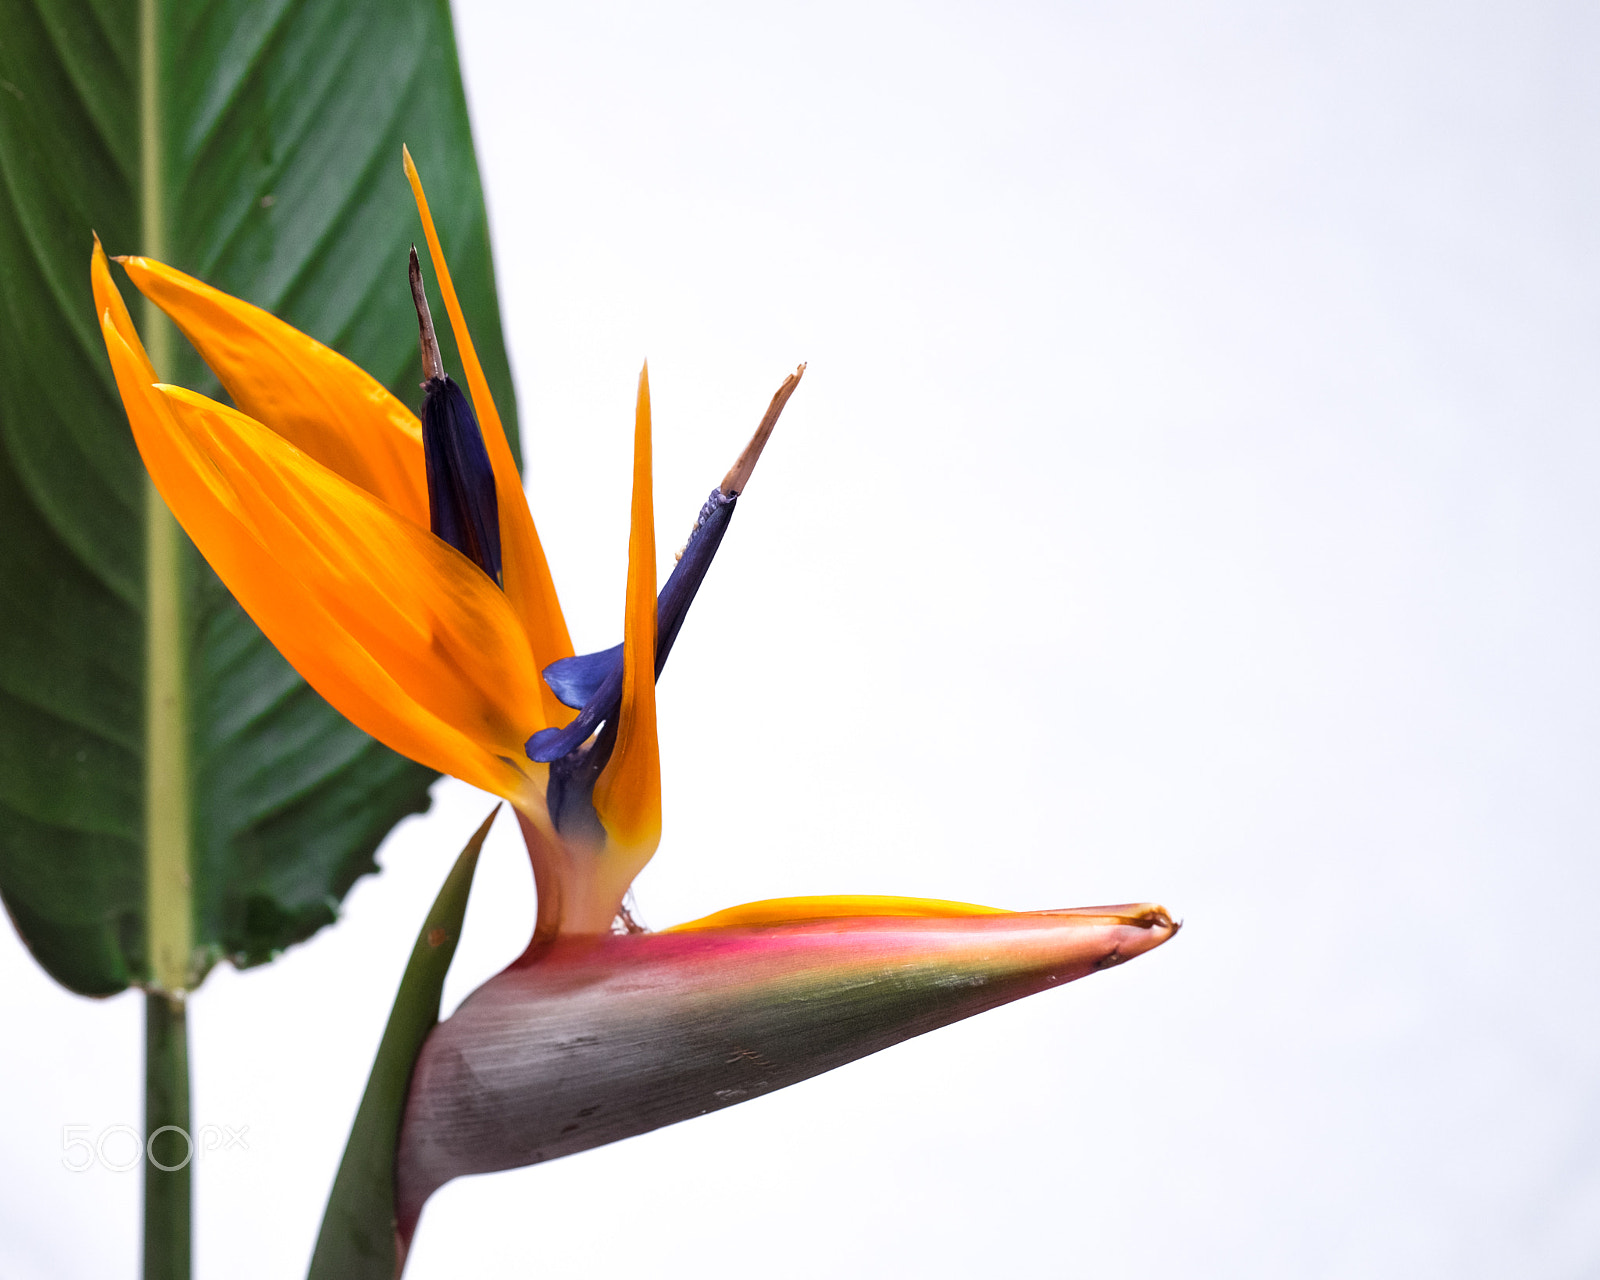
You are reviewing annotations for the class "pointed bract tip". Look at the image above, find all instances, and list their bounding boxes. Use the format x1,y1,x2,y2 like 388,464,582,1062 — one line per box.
719,363,806,496
410,248,444,383
1037,902,1180,966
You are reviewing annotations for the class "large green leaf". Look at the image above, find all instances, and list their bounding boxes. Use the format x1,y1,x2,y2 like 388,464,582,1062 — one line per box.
0,0,520,995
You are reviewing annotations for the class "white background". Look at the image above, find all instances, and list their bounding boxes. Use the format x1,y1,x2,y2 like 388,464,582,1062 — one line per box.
6,1,1600,1275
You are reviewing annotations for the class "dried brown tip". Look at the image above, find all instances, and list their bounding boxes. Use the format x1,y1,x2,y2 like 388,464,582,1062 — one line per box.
1045,903,1180,932
410,245,444,383
719,363,806,496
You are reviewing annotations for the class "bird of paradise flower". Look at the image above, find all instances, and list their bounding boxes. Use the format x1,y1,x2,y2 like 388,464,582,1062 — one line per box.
90,147,1178,1263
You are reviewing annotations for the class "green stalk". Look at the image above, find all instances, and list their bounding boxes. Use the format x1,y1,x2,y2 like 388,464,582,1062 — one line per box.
144,993,192,1280
140,0,192,1274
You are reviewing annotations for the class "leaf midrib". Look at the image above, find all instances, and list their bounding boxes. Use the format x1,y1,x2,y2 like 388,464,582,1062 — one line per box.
140,0,194,995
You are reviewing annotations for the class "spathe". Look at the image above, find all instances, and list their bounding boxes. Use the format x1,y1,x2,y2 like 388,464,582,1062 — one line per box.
395,903,1177,1245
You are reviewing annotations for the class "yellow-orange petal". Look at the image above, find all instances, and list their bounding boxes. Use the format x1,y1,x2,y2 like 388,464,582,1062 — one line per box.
666,895,1014,932
115,255,430,526
403,145,574,720
591,363,662,879
94,293,535,804
152,384,553,766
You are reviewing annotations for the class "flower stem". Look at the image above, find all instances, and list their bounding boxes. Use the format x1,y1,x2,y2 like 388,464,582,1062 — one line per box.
143,992,191,1280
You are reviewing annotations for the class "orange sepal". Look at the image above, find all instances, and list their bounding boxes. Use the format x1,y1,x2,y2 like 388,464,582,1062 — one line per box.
403,146,574,722
92,235,156,381
115,255,429,526
666,895,1013,932
591,363,662,875
151,384,552,769
92,285,534,804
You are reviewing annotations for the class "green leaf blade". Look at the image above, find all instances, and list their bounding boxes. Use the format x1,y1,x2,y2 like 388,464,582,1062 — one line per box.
0,0,519,994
